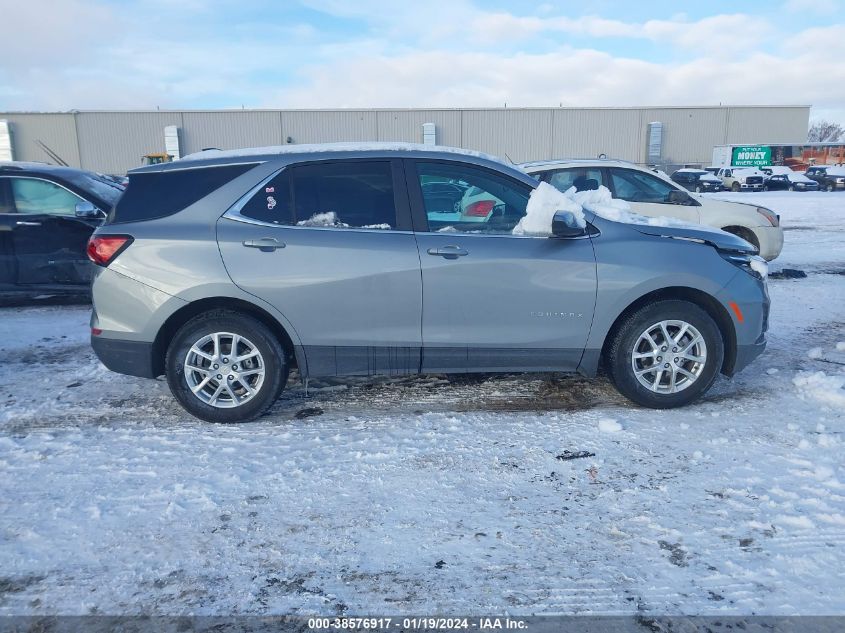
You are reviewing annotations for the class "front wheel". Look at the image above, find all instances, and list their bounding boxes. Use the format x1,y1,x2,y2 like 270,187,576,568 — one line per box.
731,182,741,192
827,183,834,192
695,185,702,193
605,300,724,409
165,311,287,422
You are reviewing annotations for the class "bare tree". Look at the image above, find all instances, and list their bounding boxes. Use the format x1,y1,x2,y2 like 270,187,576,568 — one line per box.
808,120,844,142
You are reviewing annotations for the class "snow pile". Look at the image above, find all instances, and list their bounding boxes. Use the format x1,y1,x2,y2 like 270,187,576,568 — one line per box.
598,418,623,433
512,184,705,236
296,211,349,228
750,256,769,280
575,186,706,230
793,371,845,408
512,181,584,235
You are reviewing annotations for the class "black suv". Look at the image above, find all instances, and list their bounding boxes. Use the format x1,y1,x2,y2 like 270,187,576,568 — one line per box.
670,169,724,193
804,165,845,192
0,162,123,292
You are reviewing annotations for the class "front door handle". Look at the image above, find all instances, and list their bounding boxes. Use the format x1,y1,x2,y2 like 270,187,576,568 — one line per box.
243,237,285,252
16,221,42,227
427,245,468,259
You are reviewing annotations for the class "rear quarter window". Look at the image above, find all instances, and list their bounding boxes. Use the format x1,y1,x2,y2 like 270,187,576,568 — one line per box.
109,163,258,224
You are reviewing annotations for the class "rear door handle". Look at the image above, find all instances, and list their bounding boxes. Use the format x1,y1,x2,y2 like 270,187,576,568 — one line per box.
242,237,285,252
427,245,468,259
16,221,42,227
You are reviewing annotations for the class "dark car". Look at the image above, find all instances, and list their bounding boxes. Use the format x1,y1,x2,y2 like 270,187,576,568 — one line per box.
804,165,845,191
670,169,724,193
0,162,123,293
764,173,819,192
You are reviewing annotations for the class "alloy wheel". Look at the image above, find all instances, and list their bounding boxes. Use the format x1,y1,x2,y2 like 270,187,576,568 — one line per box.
183,332,266,408
631,320,707,394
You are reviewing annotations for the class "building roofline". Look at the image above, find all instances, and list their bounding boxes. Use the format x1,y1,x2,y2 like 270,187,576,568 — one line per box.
0,104,813,116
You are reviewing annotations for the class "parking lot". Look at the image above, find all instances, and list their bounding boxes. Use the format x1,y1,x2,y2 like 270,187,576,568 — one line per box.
1,190,844,615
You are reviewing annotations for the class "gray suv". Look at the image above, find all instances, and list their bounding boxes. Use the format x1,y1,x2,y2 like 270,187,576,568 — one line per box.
88,144,769,422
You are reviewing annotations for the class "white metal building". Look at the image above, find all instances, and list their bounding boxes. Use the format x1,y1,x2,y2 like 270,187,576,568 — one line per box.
0,106,810,175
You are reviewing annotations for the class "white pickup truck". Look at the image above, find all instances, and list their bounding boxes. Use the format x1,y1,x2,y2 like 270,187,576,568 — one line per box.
715,167,765,192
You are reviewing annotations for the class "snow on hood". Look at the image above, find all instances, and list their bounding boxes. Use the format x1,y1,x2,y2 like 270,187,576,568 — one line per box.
513,184,749,250
787,172,814,183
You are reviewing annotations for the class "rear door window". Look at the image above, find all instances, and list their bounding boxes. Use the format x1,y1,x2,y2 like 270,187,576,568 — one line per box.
238,171,294,226
291,161,397,229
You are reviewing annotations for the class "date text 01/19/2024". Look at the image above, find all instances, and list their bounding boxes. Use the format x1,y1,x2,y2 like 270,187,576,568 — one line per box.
307,617,529,630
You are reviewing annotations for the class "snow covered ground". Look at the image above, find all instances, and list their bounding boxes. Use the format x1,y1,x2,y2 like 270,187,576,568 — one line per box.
1,191,843,616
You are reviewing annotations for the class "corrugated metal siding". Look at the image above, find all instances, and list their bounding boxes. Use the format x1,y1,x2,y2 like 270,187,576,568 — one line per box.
461,109,553,163
725,107,809,146
75,111,183,174
636,107,729,166
552,109,641,162
0,106,810,173
375,110,462,146
0,113,80,167
180,111,282,154
281,110,378,143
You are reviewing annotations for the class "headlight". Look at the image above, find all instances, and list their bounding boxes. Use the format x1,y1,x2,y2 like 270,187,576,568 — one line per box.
756,207,779,227
720,251,767,281
837,178,845,183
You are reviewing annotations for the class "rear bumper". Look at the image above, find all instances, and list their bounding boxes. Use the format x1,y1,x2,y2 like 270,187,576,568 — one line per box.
91,335,158,378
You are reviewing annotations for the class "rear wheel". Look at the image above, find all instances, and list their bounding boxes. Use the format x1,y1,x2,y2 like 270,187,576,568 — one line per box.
606,300,724,409
165,311,287,422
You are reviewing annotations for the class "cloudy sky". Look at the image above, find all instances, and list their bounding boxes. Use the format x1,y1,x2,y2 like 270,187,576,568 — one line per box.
0,0,843,123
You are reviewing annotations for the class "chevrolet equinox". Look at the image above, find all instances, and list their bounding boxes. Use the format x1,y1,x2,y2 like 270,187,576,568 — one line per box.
88,143,769,422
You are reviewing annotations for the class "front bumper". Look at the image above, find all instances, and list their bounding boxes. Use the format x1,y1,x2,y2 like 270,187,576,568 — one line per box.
732,338,767,374
753,225,784,261
91,335,158,378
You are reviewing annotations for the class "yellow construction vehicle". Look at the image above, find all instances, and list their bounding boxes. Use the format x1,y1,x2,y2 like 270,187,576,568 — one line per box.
142,153,173,166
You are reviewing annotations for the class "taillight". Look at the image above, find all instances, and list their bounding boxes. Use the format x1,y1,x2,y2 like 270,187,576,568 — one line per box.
87,235,133,267
465,200,496,217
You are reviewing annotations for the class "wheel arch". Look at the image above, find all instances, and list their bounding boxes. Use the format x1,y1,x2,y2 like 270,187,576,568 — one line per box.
598,286,737,376
151,297,303,378
720,225,760,250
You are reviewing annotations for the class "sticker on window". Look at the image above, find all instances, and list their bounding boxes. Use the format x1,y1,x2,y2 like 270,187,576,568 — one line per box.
266,196,276,210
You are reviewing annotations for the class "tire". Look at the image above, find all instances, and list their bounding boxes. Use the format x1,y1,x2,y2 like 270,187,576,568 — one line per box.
605,300,724,409
165,310,288,423
763,186,769,192
788,185,794,191
731,182,741,192
695,185,702,193
826,183,834,192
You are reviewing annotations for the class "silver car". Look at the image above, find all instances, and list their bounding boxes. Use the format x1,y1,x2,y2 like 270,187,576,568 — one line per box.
88,143,769,422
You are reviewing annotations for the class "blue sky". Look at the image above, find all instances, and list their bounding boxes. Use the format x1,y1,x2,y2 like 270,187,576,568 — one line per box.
0,0,843,122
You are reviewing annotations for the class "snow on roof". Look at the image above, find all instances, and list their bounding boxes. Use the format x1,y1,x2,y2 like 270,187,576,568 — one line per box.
180,142,509,165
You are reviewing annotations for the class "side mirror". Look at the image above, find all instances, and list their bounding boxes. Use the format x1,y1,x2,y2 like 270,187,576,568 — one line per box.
551,210,587,238
75,201,103,219
667,190,692,205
